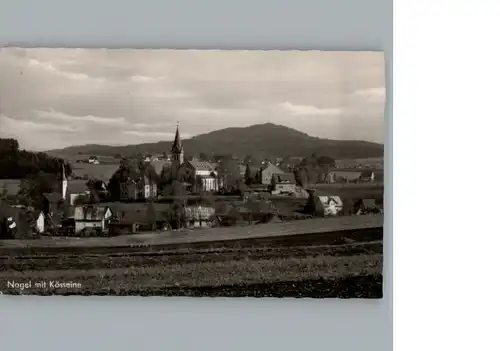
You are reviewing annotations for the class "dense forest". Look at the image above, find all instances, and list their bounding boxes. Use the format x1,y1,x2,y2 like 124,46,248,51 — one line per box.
0,138,72,179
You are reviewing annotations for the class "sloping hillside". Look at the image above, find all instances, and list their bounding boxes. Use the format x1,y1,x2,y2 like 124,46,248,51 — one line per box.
46,123,384,160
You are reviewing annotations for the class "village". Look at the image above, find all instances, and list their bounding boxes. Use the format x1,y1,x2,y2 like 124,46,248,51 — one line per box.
0,125,384,240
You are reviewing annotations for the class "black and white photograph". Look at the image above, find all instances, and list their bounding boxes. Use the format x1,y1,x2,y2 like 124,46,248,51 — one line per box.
0,49,385,298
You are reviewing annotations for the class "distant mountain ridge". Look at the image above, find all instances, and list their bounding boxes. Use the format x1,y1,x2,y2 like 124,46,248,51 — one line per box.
45,123,384,160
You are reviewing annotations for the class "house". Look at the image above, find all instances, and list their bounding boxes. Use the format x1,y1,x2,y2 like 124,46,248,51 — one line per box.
359,171,376,182
107,202,172,234
317,195,343,216
271,173,297,194
119,168,158,201
184,205,216,228
178,158,219,192
353,199,383,215
324,171,362,183
0,201,45,238
88,156,100,164
260,164,285,185
0,179,22,202
67,179,92,205
73,205,113,233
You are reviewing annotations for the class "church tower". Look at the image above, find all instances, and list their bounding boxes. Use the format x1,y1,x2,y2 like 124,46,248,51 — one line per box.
61,163,68,200
170,123,184,179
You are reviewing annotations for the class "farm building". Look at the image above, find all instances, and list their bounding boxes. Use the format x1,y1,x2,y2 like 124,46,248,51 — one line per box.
260,164,285,185
353,198,383,215
67,179,92,205
317,195,343,216
324,171,362,183
107,202,172,234
73,205,113,233
118,162,159,201
0,201,45,238
271,173,296,194
184,205,216,228
359,171,376,182
0,179,22,202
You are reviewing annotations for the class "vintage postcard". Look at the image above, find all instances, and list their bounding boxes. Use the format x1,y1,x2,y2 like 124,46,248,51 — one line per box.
0,49,385,298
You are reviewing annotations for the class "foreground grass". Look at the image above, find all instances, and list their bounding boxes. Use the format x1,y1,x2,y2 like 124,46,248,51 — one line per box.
3,241,383,272
0,253,382,296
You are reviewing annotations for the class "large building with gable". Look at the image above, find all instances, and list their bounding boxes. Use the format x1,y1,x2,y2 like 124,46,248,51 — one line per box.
168,125,220,192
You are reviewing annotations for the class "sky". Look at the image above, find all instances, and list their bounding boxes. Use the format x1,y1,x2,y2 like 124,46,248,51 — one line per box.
0,48,386,151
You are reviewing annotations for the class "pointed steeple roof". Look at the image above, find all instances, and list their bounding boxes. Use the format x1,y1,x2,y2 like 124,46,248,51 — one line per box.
171,122,183,153
62,163,67,181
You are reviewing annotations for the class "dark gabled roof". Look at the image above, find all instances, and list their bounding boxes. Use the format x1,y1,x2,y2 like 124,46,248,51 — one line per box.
360,171,375,177
0,179,22,196
188,159,216,172
110,202,171,224
75,205,111,220
362,199,376,207
150,160,168,176
43,192,63,203
273,173,296,183
67,180,90,194
171,125,183,153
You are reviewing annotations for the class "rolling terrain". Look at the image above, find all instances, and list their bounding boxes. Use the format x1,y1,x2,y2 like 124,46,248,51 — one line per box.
45,123,384,161
0,215,384,298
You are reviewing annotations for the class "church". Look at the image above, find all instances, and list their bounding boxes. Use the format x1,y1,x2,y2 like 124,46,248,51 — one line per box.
169,124,220,192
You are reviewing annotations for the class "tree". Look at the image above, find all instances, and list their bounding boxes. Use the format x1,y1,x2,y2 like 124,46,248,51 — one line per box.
236,179,247,195
170,180,186,229
217,157,241,192
0,138,71,179
243,154,257,165
306,168,318,186
244,164,253,185
317,155,336,167
305,191,325,217
17,172,58,210
294,168,308,187
146,201,158,230
194,175,204,193
199,152,209,161
0,184,7,199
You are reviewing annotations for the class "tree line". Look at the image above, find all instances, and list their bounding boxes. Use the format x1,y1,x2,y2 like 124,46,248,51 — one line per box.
0,138,72,179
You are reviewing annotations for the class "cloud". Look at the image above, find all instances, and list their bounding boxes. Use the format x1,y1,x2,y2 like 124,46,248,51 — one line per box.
34,109,128,126
0,114,79,132
130,75,161,83
123,130,184,139
351,87,386,103
27,58,104,82
0,49,386,149
279,102,343,116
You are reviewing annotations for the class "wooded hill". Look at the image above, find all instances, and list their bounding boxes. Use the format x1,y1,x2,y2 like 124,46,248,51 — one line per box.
45,123,384,160
0,138,72,179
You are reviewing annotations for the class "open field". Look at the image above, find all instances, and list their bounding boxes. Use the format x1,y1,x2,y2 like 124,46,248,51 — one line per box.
0,214,383,251
0,226,383,297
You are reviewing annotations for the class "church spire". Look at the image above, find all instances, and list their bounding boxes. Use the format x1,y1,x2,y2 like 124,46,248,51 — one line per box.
62,163,67,181
171,122,183,153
